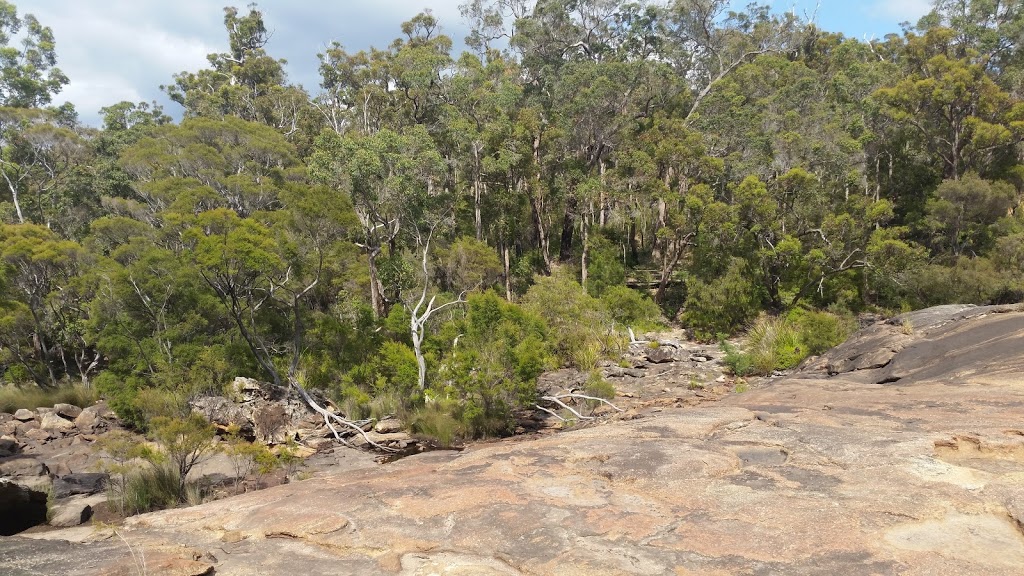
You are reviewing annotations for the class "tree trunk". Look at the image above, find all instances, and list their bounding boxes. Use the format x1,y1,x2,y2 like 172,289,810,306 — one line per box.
581,218,589,290
503,242,512,301
559,196,576,262
367,248,385,319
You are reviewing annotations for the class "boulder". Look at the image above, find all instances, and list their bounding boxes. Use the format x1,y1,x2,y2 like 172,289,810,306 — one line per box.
0,478,48,535
52,403,82,419
52,472,109,499
40,412,76,433
645,346,677,364
0,454,48,478
16,419,40,435
0,437,17,457
48,494,106,528
13,408,35,421
74,407,100,431
0,420,17,436
374,418,404,434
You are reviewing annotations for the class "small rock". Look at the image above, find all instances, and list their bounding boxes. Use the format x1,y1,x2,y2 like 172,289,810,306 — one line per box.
715,375,726,382
22,428,52,443
52,473,109,499
303,437,335,452
39,412,76,433
52,403,82,419
0,421,16,436
374,419,404,434
691,355,711,363
13,409,35,422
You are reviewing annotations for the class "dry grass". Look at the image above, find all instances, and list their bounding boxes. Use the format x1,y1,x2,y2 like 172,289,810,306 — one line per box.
0,384,99,414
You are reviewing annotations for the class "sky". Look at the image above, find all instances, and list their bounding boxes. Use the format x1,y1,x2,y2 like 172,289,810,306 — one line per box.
17,0,935,127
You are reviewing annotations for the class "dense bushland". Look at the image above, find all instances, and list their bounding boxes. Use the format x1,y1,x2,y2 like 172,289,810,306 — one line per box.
0,1,1021,442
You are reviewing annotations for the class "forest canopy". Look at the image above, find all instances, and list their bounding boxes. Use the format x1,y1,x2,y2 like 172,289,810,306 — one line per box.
1,0,1022,437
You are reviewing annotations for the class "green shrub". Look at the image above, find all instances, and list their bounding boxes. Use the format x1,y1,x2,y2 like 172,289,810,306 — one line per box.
683,258,761,341
790,309,855,356
148,414,216,500
522,268,617,368
720,340,753,377
584,232,626,298
745,315,803,375
584,372,616,414
599,285,664,331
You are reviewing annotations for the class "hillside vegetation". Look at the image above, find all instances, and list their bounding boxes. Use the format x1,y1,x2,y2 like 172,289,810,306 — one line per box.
0,1,1021,440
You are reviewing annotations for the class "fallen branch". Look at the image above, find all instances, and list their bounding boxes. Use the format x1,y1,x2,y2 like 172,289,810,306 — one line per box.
287,377,398,453
538,392,624,422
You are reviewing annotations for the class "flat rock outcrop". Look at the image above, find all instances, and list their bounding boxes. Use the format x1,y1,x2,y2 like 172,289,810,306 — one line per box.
4,306,1024,575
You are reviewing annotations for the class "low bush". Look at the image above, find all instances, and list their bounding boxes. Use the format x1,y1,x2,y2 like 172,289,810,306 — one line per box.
682,258,761,341
598,285,664,332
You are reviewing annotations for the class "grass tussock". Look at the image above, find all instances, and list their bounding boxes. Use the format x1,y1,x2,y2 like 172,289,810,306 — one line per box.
0,384,99,414
721,310,856,376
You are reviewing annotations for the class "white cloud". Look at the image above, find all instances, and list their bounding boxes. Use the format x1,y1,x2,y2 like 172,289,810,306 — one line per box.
868,0,932,22
21,1,471,124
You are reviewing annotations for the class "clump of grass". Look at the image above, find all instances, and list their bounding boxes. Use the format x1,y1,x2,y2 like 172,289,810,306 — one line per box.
0,384,99,414
583,372,616,415
721,309,855,377
745,314,804,375
720,340,753,376
409,401,468,448
120,463,184,515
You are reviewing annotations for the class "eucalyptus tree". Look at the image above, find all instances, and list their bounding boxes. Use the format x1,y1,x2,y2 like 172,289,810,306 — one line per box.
164,5,311,138
0,1,68,108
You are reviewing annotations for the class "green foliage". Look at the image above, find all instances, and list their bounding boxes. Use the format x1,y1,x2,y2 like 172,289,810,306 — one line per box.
721,310,855,377
683,258,762,341
585,233,625,298
409,400,468,448
522,268,619,368
599,286,664,332
1,0,1024,451
720,340,753,377
148,414,216,499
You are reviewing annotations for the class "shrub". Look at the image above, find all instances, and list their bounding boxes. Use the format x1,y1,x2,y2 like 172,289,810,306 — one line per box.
583,372,616,414
599,285,664,332
720,340,753,377
790,309,854,356
584,232,626,298
120,463,183,515
682,258,761,341
148,414,216,500
745,314,804,375
522,268,617,368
